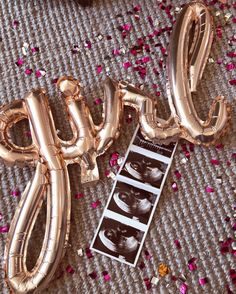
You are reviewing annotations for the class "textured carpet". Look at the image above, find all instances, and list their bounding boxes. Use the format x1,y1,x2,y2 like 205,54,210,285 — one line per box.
0,0,235,293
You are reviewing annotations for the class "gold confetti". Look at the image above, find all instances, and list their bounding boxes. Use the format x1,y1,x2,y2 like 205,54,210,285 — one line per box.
158,263,170,277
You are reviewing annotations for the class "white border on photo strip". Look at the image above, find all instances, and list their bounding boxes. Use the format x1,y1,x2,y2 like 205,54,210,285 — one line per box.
90,126,178,267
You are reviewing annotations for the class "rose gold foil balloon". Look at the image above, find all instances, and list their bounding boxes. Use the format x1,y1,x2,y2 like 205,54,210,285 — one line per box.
167,1,230,145
0,1,231,293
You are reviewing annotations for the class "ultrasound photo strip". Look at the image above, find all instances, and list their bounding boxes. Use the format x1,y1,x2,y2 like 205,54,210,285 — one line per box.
91,127,177,266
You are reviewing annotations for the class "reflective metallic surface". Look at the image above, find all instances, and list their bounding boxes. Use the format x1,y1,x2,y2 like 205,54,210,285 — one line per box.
167,1,230,144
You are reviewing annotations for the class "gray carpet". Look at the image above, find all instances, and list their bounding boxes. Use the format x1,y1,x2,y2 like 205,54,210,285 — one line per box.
0,0,235,293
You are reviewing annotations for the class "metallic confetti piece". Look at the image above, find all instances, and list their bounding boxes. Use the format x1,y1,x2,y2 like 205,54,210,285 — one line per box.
22,42,29,56
77,249,83,256
211,159,220,165
0,225,9,233
199,278,208,285
174,170,182,179
102,271,111,281
158,263,169,277
91,200,101,209
25,68,33,76
85,248,93,259
88,271,97,279
151,276,160,285
96,65,103,74
74,193,84,199
66,265,75,274
15,58,24,67
139,262,146,270
180,283,188,294
174,240,181,249
172,182,178,192
205,186,214,193
123,61,132,69
144,278,152,290
11,190,20,197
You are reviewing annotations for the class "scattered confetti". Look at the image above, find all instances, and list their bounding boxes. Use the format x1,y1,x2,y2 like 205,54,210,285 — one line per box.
88,271,97,279
144,277,152,290
123,61,132,69
144,250,152,260
151,276,159,285
11,190,20,197
85,247,93,259
171,182,178,192
0,225,9,233
174,239,181,249
158,263,169,277
75,193,84,199
199,277,208,285
15,58,24,67
96,65,103,74
188,258,197,271
102,271,111,281
94,98,103,105
205,186,214,193
180,282,188,294
66,265,75,274
91,200,101,209
174,170,182,179
77,248,83,256
25,68,33,76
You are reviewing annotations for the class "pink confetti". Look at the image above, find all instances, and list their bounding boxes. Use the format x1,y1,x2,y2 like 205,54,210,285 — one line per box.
174,239,181,249
25,68,33,76
180,283,188,294
105,170,110,177
88,271,97,279
123,61,132,69
15,58,24,67
85,247,93,259
229,269,236,284
229,79,236,85
144,277,152,290
102,271,111,281
11,190,20,197
94,98,103,105
171,182,178,192
12,20,19,28
74,193,84,199
205,186,214,193
133,5,141,12
112,49,120,56
210,159,220,165
139,261,146,270
35,69,46,78
232,223,236,231
122,23,132,31
31,47,39,53
0,225,9,233
66,265,75,274
227,52,236,58
188,257,197,271
174,170,182,179
199,278,208,285
96,65,103,74
226,63,236,71
91,200,101,209
144,250,152,260
84,40,92,49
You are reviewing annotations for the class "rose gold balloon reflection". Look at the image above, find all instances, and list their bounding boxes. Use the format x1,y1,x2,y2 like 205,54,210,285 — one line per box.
1,78,124,294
